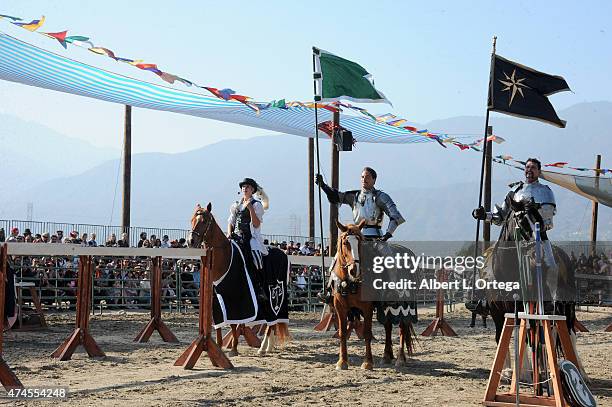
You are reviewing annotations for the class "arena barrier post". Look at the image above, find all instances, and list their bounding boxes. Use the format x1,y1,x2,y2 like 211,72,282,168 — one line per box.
51,255,105,361
134,256,178,343
174,250,233,369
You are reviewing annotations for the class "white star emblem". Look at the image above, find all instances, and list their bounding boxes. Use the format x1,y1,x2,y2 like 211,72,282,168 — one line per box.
498,69,530,106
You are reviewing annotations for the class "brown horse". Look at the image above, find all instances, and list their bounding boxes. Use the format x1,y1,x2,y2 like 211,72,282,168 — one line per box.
189,203,289,357
333,220,414,370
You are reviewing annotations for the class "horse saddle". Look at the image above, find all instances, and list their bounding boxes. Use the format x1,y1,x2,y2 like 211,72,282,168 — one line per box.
560,360,597,407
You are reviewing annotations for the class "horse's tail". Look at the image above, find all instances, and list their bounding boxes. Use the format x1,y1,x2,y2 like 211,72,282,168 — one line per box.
274,322,291,346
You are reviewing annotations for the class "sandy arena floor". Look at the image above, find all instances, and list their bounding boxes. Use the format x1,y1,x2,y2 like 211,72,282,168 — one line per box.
2,305,610,406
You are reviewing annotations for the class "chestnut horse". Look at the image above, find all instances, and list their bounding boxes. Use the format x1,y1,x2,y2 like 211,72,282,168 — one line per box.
189,203,289,356
333,220,414,370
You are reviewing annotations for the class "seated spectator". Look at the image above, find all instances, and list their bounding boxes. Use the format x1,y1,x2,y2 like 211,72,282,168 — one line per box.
105,233,118,247
137,232,147,248
81,233,88,246
161,235,171,248
178,238,187,248
51,235,59,243
7,227,19,242
0,228,5,242
56,230,64,242
88,233,98,247
300,241,312,256
118,233,129,247
41,232,50,243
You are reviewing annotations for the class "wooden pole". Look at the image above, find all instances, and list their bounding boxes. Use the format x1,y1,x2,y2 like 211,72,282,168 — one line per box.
308,138,315,242
483,126,493,247
329,111,340,255
122,105,132,239
590,154,601,256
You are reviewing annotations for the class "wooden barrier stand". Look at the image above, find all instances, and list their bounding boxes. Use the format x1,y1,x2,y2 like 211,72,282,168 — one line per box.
134,256,178,343
483,313,579,407
421,269,457,337
0,244,23,389
174,250,233,369
51,255,105,360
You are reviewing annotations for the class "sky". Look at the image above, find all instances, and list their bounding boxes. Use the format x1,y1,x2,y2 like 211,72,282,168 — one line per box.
0,1,611,154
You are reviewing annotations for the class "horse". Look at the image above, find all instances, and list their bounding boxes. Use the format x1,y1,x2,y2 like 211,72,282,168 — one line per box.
333,220,415,370
477,196,587,378
189,203,289,357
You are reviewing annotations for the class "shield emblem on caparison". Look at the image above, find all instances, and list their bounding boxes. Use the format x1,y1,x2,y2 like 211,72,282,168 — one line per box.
269,280,284,315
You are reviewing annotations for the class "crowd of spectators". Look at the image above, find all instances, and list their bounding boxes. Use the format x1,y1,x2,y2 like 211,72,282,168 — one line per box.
570,251,611,276
0,227,188,248
2,226,328,311
264,239,329,257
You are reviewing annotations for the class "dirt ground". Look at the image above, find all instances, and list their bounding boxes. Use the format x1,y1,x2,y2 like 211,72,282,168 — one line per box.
2,305,610,406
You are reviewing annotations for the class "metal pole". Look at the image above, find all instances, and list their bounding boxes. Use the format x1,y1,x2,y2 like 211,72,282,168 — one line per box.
590,154,601,256
122,105,132,240
312,50,327,290
329,111,340,255
483,127,493,248
308,138,315,242
471,36,496,299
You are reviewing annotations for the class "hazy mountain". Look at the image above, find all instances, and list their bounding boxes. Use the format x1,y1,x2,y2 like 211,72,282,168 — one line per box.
0,113,118,199
1,102,610,240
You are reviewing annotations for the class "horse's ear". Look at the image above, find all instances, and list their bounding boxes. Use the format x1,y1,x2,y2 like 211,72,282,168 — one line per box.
357,219,366,230
336,220,348,232
206,202,212,212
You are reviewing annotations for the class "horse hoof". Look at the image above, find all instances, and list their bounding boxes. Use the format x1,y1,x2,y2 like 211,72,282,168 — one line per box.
395,358,406,368
361,362,373,370
383,356,393,365
336,361,348,370
228,349,239,357
257,349,266,356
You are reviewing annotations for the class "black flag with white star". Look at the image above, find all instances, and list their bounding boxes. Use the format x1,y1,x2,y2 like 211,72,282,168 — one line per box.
488,54,570,127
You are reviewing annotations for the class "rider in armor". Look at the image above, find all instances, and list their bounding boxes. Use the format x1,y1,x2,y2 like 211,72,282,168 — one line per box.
315,167,405,301
228,178,269,299
472,158,558,271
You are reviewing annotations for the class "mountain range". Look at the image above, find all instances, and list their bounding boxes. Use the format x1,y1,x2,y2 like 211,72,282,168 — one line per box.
1,102,610,240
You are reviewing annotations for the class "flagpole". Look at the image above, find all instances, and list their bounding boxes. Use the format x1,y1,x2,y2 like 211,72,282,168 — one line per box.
471,36,496,299
312,51,327,294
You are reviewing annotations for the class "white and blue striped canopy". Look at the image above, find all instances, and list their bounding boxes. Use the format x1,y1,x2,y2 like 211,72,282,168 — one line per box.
0,32,432,144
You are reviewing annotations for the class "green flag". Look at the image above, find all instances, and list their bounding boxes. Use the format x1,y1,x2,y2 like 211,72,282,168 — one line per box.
313,47,391,104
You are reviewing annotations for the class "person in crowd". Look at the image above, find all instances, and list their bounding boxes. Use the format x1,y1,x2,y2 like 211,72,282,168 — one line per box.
137,232,147,248
118,233,130,248
7,227,19,242
161,235,171,248
88,233,98,247
105,233,118,247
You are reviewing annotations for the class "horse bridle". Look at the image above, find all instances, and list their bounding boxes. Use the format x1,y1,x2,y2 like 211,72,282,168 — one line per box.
191,210,215,247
